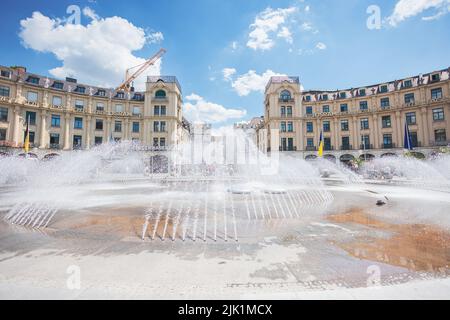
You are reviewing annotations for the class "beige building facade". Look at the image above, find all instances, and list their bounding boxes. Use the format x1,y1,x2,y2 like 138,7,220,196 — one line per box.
0,66,191,156
261,69,450,161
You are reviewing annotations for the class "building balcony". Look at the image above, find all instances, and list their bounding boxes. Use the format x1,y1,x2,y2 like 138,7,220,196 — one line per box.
324,145,334,151
381,143,396,149
340,144,352,151
278,98,295,103
305,146,317,151
152,97,169,102
49,143,61,150
359,144,374,150
430,140,449,147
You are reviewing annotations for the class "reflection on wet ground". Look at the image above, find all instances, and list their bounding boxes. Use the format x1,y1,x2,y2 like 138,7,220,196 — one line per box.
328,209,450,272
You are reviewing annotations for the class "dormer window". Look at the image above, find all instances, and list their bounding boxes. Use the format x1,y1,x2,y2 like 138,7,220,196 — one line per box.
321,94,328,101
155,90,166,99
0,70,11,78
339,92,346,99
97,89,106,96
52,82,64,90
280,90,292,101
403,80,412,88
305,95,311,102
133,93,142,100
431,73,440,82
27,76,40,84
359,89,366,96
379,85,388,93
74,86,86,94
116,92,125,99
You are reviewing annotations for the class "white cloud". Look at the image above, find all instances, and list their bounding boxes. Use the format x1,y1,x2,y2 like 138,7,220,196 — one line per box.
247,7,297,51
147,31,164,44
184,94,247,124
230,69,286,96
277,26,293,44
386,0,450,26
19,8,163,90
230,41,238,51
222,68,237,82
315,42,327,50
300,22,313,31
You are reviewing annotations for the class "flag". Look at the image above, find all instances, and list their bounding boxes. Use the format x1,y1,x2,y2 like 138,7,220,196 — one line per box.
403,121,413,150
24,115,30,153
318,130,324,157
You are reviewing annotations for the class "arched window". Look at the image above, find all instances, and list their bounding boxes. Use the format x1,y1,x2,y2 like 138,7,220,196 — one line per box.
280,90,292,101
155,90,166,98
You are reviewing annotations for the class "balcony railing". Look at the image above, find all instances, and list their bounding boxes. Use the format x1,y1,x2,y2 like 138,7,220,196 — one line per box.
340,144,352,151
305,146,317,151
278,98,295,103
49,143,61,150
381,143,396,149
360,144,373,150
324,145,334,151
430,140,449,147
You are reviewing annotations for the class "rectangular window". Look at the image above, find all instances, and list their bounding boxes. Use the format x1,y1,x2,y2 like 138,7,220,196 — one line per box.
280,106,286,117
404,93,415,104
323,121,330,132
0,107,8,122
379,85,388,93
287,138,294,151
160,138,166,147
74,117,83,129
380,97,390,108
75,86,86,94
116,92,124,99
324,138,331,150
97,90,106,97
24,131,35,143
305,106,313,115
95,137,103,145
286,106,292,117
340,104,348,112
160,105,167,116
27,91,38,102
306,122,313,133
51,114,60,127
52,82,64,90
115,104,123,113
49,133,60,146
153,137,159,146
382,115,391,128
0,70,11,78
341,120,349,131
433,108,444,121
0,128,6,141
153,121,160,132
96,103,104,111
431,74,440,82
280,122,286,132
75,100,84,109
95,119,103,130
154,106,160,116
360,118,369,130
383,134,393,148
403,80,412,88
360,101,368,111
160,121,166,132
0,86,10,97
132,122,140,133
73,135,82,149
322,94,328,101
431,88,443,100
339,92,346,99
359,89,366,96
25,111,36,125
287,121,293,132
52,96,62,106
323,105,330,113
281,138,286,151
114,121,122,132
361,135,370,149
132,106,141,115
406,112,416,125
342,136,350,149
435,129,446,143
305,96,311,102
306,138,314,147
410,132,418,148
27,76,39,84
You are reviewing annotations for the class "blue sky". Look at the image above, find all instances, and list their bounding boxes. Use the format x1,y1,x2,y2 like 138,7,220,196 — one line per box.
1,0,449,127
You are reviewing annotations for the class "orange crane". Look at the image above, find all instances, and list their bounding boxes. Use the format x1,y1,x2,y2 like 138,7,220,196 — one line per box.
116,48,166,92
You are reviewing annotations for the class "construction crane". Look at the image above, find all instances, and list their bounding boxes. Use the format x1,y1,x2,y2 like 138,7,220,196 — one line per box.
116,48,166,92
